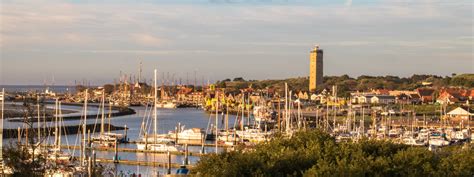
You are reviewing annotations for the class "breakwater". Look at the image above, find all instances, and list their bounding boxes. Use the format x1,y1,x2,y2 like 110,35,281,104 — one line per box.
2,123,127,139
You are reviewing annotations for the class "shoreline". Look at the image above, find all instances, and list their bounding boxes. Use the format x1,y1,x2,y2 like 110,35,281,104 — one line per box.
6,101,136,122
2,123,127,140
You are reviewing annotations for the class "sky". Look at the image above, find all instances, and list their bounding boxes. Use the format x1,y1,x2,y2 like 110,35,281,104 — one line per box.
0,0,473,85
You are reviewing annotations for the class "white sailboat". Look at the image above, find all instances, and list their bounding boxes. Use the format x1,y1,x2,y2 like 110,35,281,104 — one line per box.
47,99,72,161
92,89,127,145
136,69,180,152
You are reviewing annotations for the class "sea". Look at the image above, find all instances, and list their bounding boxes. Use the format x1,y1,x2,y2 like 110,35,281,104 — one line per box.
0,85,76,93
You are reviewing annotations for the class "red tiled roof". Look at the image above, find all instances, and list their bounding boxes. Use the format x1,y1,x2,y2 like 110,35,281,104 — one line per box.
417,88,435,96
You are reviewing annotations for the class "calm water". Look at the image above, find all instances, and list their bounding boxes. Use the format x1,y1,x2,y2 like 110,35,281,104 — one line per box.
0,85,76,93
3,104,241,176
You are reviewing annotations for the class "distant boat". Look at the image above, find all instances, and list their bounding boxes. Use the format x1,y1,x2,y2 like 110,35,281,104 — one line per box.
156,101,177,109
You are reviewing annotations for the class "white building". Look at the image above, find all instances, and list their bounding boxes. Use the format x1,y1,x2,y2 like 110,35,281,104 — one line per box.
371,95,396,104
447,107,473,120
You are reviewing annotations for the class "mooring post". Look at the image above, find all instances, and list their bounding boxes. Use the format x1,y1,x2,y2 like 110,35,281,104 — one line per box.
185,144,189,165
17,127,21,145
114,139,119,163
167,151,172,175
144,133,148,150
124,124,128,142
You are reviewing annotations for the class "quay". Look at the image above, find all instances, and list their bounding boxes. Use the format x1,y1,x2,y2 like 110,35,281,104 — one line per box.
127,140,231,147
41,143,231,156
96,158,194,168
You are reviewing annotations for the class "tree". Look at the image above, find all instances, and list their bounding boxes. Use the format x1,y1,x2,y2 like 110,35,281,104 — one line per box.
103,84,114,94
3,98,46,175
194,129,474,177
233,77,245,82
75,85,87,92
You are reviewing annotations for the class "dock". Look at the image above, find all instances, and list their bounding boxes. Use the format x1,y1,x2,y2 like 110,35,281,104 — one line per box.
96,158,194,168
41,144,228,157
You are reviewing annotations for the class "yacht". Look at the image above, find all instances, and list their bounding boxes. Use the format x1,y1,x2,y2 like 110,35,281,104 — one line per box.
428,132,450,146
169,128,205,141
156,101,177,109
402,137,426,146
137,141,180,152
388,128,402,138
217,130,240,143
92,132,127,144
236,127,272,143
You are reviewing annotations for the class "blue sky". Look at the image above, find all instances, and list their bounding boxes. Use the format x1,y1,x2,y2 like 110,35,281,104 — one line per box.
0,0,472,85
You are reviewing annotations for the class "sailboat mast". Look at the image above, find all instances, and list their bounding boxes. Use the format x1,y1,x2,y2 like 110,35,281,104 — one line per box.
1,88,4,165
241,92,244,130
154,69,158,143
285,83,289,133
100,89,105,136
215,92,219,153
37,96,41,143
55,98,59,149
58,102,62,150
83,89,88,166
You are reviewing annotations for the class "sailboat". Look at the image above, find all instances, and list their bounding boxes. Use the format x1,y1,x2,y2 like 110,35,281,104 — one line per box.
136,69,180,152
92,89,127,146
45,91,89,176
47,99,72,161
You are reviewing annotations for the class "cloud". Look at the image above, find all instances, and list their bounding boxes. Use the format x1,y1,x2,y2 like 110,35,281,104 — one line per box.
345,0,352,7
0,0,472,84
131,33,165,46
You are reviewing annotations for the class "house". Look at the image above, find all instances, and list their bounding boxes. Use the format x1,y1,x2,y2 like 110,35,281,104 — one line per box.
372,89,390,95
352,95,375,104
177,87,193,101
437,88,470,104
297,91,309,100
416,88,435,103
447,107,473,120
395,93,421,104
370,95,396,104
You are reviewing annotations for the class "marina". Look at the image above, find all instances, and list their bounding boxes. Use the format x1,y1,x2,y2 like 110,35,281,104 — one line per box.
1,81,472,176
1,0,473,175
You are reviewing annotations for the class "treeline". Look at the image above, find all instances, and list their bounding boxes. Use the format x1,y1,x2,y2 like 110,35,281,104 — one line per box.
215,74,474,96
194,130,473,177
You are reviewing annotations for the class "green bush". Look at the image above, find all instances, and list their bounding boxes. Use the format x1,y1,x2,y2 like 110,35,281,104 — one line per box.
194,130,474,177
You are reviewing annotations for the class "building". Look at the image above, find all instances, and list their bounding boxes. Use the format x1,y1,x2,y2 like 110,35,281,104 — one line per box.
437,88,472,104
416,88,435,103
309,45,323,92
447,107,473,120
371,95,396,104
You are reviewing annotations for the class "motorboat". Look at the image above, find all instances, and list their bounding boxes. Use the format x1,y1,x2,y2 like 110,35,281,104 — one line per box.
169,128,205,141
402,137,426,146
137,141,180,152
156,101,177,109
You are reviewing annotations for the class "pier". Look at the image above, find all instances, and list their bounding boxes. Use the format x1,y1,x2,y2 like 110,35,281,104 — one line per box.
41,143,230,157
96,158,194,168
